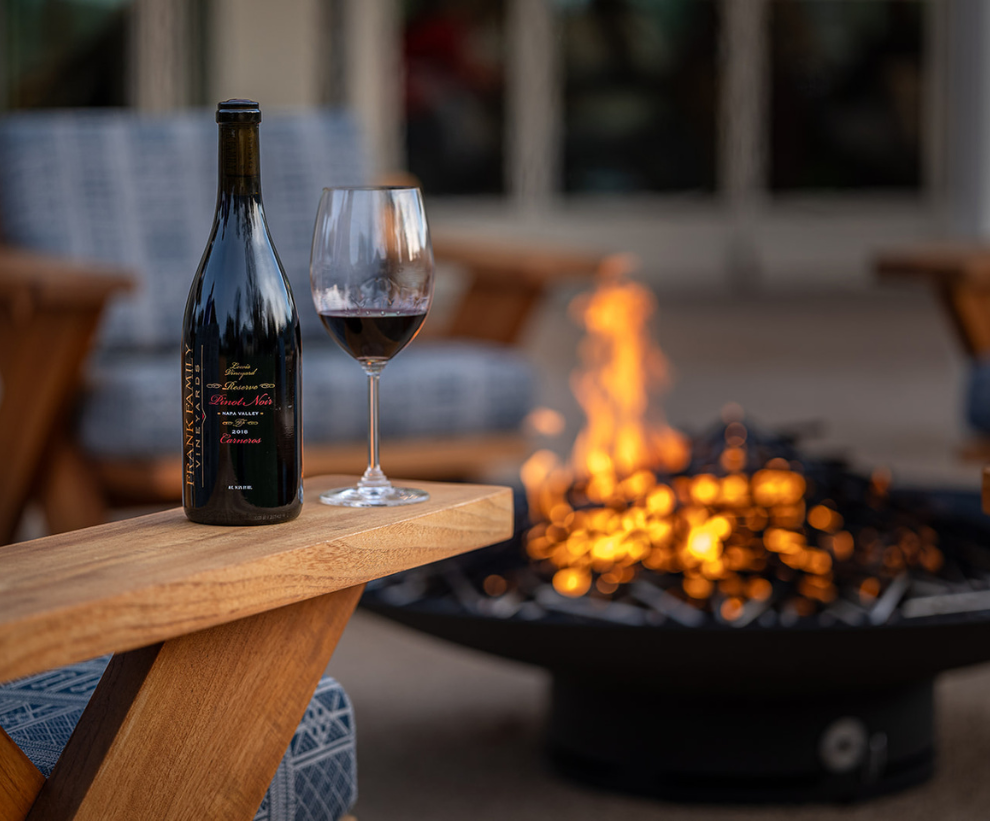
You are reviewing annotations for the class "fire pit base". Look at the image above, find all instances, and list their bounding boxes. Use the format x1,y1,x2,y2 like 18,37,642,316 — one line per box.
548,676,934,803
363,483,990,804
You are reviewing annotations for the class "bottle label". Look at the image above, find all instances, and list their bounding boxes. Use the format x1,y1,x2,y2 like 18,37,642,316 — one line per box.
206,361,274,447
183,346,279,487
182,344,203,488
182,333,300,520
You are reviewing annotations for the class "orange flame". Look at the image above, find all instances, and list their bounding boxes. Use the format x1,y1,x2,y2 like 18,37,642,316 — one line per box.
517,266,822,612
567,269,689,500
518,269,939,615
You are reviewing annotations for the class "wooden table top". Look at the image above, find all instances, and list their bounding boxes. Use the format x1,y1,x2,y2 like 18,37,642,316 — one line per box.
431,232,616,284
0,245,132,308
0,475,513,683
875,242,990,286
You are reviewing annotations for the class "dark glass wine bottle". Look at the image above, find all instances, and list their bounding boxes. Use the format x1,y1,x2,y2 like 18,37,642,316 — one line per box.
181,99,302,525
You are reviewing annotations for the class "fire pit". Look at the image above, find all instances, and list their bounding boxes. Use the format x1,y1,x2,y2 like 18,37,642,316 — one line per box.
363,450,990,802
367,273,990,803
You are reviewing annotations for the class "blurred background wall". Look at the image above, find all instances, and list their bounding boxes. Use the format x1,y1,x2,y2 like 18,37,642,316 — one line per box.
0,0,980,290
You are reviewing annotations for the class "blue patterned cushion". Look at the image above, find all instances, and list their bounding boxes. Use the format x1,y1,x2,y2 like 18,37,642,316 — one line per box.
78,340,534,457
0,108,367,346
0,657,357,821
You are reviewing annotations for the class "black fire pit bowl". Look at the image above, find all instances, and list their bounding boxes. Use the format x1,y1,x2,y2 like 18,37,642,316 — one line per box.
363,488,990,804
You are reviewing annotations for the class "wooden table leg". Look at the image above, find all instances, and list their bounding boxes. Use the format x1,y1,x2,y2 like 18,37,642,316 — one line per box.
37,437,107,536
26,583,364,821
937,282,990,357
0,727,44,821
0,303,104,543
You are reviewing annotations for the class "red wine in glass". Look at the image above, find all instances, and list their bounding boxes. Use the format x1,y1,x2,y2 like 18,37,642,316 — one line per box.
319,310,427,363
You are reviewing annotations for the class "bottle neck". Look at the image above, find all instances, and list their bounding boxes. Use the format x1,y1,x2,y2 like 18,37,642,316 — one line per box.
217,123,262,199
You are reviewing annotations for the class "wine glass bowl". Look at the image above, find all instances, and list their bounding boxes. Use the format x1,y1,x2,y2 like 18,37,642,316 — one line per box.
310,186,435,507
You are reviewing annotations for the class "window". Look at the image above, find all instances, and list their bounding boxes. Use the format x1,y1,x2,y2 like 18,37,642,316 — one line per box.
769,0,925,191
561,0,718,194
2,0,133,109
396,0,932,202
402,0,506,195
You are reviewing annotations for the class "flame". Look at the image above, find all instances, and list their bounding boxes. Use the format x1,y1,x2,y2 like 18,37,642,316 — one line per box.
518,270,943,617
568,273,689,499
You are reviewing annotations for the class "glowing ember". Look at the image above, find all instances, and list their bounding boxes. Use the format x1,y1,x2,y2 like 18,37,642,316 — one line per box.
520,271,944,621
524,406,567,437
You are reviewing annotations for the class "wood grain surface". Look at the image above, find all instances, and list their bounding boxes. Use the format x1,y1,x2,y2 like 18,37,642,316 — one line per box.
0,727,44,821
0,299,105,542
25,586,364,821
0,475,513,683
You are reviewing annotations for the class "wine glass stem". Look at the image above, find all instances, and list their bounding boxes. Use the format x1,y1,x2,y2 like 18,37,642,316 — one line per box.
359,363,391,490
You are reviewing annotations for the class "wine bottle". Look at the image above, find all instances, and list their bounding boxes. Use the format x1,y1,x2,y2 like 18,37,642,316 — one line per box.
181,99,303,525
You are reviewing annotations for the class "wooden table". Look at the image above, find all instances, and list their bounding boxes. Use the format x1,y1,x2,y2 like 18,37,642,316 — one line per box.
875,243,990,357
876,243,990,462
0,247,132,543
0,475,513,821
430,232,618,344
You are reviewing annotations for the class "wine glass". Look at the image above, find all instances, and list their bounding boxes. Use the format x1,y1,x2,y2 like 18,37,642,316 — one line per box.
310,186,435,506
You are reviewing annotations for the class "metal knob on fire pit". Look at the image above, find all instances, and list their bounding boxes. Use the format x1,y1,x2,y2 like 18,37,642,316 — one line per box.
546,678,930,803
819,718,869,774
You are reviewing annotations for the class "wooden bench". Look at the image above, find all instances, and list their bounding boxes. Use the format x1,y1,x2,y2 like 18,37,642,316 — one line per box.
0,474,512,820
0,248,132,544
876,243,990,461
875,243,990,357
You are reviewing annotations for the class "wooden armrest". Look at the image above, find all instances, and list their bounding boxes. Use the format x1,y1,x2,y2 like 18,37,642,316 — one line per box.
0,474,512,820
432,232,620,285
431,232,623,344
875,243,990,356
875,243,990,288
0,245,133,312
0,474,512,683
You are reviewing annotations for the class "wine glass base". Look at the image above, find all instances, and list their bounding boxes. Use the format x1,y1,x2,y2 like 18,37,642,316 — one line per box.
319,486,429,508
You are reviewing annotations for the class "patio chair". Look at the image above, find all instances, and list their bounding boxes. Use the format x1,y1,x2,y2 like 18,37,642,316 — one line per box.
0,107,611,540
